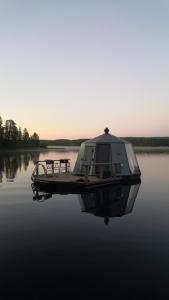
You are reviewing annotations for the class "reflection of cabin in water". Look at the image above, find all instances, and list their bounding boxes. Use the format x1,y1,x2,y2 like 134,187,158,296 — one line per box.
73,128,140,178
79,183,140,224
32,182,140,225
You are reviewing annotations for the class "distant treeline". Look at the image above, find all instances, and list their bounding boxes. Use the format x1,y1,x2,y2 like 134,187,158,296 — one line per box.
0,117,40,148
125,137,169,147
40,137,169,147
40,139,87,147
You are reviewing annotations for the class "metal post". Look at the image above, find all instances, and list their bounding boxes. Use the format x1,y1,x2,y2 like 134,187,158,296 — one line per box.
99,165,103,179
85,165,89,182
52,162,54,176
36,163,39,176
112,163,115,176
65,162,67,173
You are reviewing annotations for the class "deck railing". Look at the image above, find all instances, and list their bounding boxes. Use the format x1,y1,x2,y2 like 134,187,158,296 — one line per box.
32,159,71,178
82,162,117,180
31,160,122,180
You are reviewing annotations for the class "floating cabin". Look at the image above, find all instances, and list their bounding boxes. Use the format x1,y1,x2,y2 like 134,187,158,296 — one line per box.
73,128,141,179
32,128,141,190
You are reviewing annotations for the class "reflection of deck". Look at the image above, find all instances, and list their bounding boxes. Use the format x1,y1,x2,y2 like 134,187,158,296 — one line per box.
33,173,122,189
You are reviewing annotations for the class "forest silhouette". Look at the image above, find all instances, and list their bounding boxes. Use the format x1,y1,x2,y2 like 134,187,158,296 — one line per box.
0,116,39,148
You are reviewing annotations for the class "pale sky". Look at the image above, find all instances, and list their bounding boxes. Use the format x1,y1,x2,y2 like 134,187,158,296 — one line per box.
0,0,169,139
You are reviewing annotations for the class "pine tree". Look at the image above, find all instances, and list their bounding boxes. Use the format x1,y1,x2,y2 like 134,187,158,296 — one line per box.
4,120,18,141
30,132,39,141
22,128,29,141
18,127,22,141
0,116,3,145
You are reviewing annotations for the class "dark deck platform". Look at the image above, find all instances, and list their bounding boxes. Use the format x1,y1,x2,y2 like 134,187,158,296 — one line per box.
32,173,141,193
32,173,122,189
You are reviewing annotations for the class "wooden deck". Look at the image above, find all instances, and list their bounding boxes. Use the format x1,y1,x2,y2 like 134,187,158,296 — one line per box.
32,173,122,189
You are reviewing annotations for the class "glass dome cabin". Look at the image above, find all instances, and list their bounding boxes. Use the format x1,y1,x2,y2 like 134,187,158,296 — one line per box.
73,128,141,180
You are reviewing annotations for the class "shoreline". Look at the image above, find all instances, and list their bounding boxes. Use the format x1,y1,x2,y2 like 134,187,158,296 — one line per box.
0,146,169,153
134,146,169,153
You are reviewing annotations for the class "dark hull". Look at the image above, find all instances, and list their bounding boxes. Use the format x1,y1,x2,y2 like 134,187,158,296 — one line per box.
32,174,141,194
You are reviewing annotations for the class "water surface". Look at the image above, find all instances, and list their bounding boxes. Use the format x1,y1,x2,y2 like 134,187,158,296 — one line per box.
0,150,169,299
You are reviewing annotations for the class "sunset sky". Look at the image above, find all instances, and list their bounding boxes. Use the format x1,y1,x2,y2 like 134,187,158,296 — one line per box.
0,0,169,139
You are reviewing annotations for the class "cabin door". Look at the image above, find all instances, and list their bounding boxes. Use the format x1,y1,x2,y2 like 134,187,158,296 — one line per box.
95,144,111,177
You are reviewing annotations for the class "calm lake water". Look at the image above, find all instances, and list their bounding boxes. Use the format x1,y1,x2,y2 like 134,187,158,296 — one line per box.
0,149,169,299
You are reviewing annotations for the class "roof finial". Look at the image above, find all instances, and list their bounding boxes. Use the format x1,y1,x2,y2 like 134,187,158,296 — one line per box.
104,127,109,134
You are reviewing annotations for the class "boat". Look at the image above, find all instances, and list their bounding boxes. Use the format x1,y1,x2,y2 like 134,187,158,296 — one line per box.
31,128,141,191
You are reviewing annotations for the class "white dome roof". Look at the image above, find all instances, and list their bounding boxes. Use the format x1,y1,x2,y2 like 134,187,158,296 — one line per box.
84,129,127,144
